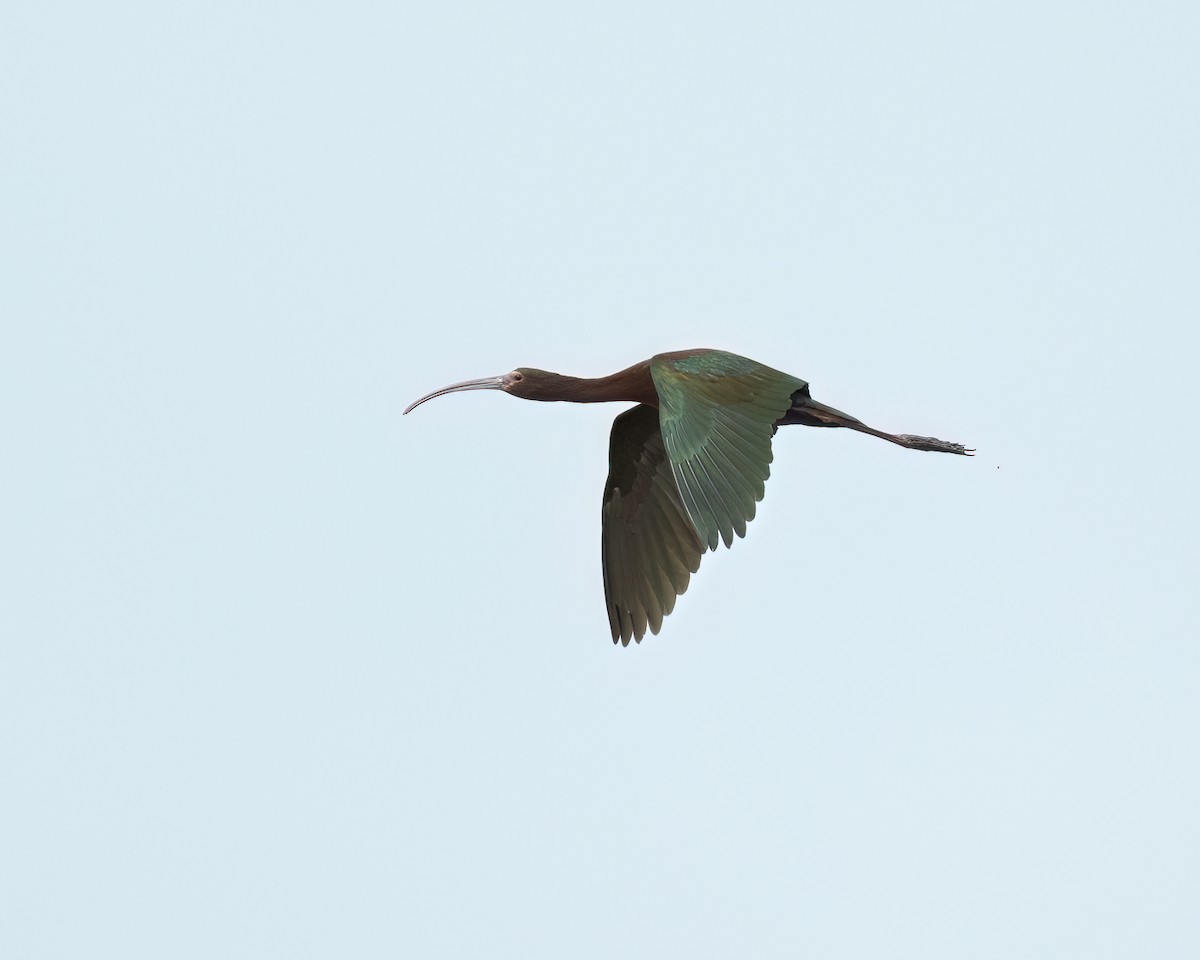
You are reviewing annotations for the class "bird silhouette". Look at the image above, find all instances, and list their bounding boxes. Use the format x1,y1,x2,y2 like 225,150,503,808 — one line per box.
405,349,973,645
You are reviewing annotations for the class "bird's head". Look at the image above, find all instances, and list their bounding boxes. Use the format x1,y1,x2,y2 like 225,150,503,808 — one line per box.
403,367,558,414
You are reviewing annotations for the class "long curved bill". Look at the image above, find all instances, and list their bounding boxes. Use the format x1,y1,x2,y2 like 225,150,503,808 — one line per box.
403,375,506,415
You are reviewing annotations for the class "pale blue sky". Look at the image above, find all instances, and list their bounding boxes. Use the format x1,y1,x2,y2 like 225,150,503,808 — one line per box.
3,1,1198,957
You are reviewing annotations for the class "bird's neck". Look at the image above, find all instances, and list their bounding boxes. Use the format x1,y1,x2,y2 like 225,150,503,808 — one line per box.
536,363,658,405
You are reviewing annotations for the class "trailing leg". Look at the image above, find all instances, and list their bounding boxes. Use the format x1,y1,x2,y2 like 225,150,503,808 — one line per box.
778,393,974,456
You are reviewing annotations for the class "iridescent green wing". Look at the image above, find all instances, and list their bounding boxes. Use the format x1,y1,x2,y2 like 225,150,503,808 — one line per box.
651,351,806,551
602,404,705,645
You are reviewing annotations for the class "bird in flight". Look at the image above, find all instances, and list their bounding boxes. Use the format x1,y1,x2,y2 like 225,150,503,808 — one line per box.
405,349,973,645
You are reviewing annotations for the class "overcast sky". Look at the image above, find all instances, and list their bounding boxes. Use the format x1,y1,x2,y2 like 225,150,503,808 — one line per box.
3,1,1198,957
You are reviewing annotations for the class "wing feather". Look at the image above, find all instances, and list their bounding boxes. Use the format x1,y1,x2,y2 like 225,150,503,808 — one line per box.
601,352,806,644
651,352,804,553
601,404,705,645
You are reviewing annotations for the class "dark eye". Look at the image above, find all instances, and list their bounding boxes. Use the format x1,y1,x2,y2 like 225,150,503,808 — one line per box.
513,373,524,381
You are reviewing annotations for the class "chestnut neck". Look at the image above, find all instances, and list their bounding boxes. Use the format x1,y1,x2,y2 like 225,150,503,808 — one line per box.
531,362,658,405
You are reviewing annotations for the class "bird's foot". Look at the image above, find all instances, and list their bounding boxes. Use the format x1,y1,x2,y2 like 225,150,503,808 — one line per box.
897,435,975,456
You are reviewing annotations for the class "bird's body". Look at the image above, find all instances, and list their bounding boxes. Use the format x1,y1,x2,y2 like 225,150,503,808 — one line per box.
405,349,972,645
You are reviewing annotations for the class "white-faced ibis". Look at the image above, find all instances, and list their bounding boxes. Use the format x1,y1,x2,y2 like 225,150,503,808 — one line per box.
405,349,973,645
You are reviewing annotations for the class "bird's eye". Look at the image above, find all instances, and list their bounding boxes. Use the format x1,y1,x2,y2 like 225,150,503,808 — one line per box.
513,373,524,382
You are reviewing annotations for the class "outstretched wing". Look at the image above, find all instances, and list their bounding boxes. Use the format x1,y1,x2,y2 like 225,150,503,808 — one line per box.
651,352,805,551
602,404,704,645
